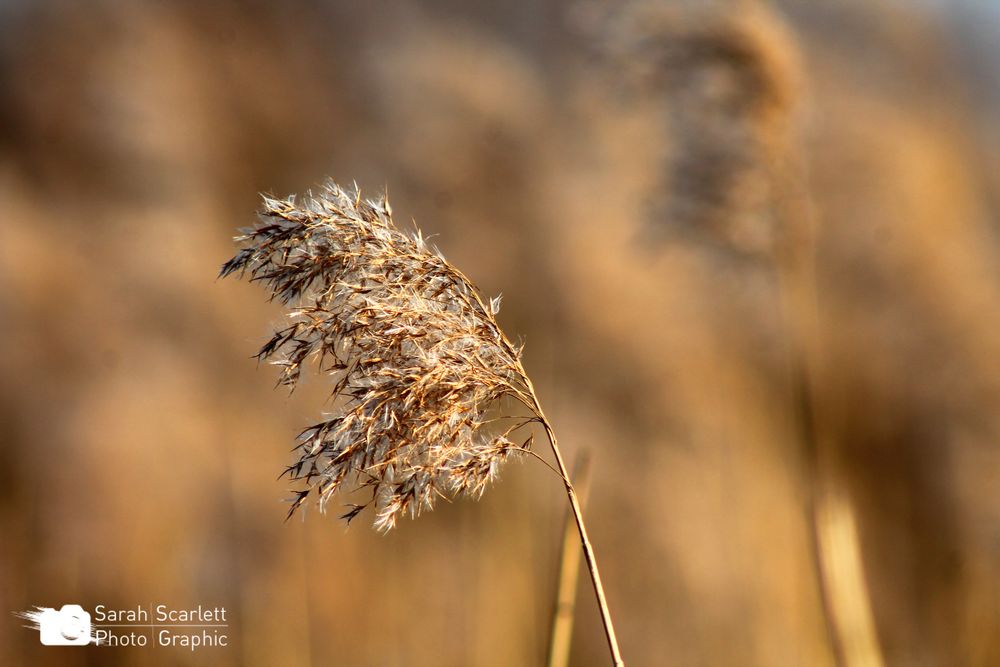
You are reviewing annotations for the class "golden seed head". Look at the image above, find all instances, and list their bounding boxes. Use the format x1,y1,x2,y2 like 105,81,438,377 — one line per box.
222,181,532,530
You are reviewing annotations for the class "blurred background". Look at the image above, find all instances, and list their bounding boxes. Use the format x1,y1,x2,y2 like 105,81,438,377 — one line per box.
1,0,998,665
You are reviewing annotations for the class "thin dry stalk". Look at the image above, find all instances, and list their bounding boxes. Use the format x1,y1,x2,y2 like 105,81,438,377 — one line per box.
221,181,624,665
547,450,593,667
815,481,885,667
772,154,886,667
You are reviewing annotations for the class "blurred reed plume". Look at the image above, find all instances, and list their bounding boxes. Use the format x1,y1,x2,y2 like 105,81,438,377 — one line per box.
221,180,624,664
595,3,886,665
597,0,800,255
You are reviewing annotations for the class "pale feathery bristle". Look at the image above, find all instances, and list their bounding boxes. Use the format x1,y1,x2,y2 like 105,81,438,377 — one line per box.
221,180,533,530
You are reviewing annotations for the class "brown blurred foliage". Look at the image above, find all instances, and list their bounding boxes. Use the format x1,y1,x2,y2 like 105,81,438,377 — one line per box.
1,1,998,666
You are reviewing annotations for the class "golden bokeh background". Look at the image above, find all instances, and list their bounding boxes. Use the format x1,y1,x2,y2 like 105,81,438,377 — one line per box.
1,1,998,666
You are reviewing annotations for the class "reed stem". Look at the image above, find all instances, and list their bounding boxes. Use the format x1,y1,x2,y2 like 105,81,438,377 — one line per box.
546,450,593,667
521,372,625,667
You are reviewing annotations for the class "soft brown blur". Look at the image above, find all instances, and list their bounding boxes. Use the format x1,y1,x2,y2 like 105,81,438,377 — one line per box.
1,1,998,666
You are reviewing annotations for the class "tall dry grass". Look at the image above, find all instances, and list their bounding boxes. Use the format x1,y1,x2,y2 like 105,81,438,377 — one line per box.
222,182,624,663
1,1,999,666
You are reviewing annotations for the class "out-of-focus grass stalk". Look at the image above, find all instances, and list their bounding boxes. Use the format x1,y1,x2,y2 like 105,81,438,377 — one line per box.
817,483,885,667
772,135,885,667
546,450,593,667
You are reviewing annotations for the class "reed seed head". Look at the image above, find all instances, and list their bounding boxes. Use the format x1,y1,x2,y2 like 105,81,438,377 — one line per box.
594,1,802,256
221,181,535,530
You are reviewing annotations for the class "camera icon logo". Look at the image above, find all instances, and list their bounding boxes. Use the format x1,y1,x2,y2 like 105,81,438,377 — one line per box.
34,605,93,646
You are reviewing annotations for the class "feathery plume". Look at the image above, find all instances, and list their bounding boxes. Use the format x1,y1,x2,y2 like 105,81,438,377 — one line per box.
222,180,624,665
220,181,533,531
593,0,801,256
